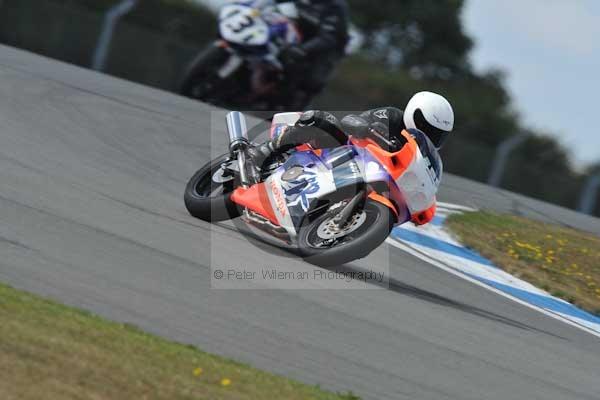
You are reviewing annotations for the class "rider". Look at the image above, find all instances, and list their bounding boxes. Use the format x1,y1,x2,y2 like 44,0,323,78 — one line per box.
274,0,350,105
250,91,455,225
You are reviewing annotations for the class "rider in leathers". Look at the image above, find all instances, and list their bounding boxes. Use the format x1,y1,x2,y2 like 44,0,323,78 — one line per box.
275,0,350,106
250,92,455,226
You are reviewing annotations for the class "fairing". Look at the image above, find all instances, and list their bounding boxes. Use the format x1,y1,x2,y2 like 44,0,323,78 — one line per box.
258,146,409,238
231,117,440,239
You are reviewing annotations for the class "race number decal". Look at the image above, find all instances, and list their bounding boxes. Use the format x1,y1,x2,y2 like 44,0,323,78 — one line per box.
219,5,270,46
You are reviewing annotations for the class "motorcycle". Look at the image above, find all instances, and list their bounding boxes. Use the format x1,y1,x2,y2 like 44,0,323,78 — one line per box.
179,1,303,111
184,111,442,266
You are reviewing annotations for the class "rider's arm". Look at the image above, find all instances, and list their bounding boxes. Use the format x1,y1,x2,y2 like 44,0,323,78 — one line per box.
301,12,348,55
341,107,404,139
359,107,406,136
341,107,407,151
277,1,349,56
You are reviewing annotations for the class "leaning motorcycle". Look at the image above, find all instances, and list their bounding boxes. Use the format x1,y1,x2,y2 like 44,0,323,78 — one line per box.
179,1,302,111
184,111,442,266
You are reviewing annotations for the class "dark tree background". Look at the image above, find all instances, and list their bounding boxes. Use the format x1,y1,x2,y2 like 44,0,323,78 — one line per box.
315,0,586,210
0,0,595,213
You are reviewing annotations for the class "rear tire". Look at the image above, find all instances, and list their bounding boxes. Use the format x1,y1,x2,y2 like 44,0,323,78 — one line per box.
298,200,395,267
184,154,241,222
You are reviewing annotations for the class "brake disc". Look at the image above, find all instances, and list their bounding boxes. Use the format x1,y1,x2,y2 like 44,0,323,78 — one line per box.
316,211,367,240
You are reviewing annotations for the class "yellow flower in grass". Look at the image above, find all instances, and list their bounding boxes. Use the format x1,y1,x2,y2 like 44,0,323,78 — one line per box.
220,378,232,387
193,367,203,376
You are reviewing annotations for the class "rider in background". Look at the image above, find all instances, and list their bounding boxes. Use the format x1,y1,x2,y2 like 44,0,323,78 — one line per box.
274,0,350,107
250,91,455,226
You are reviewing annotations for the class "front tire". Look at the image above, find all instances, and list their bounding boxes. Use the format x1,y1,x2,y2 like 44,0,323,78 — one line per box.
179,44,230,100
184,154,241,222
298,200,395,267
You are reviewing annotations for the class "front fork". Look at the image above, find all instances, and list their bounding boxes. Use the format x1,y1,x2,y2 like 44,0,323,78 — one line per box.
226,111,263,193
333,190,366,228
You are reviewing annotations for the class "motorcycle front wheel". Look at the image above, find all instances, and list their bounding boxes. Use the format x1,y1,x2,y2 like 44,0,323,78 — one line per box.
297,200,395,267
178,43,234,101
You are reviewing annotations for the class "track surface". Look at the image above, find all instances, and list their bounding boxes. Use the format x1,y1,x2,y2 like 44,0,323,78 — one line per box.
1,45,599,400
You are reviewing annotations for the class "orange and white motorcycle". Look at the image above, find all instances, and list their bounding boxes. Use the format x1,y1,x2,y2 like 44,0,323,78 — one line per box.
185,112,442,266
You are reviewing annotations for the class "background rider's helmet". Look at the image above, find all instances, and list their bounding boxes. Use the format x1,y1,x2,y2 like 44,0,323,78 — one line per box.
275,1,300,19
403,91,454,149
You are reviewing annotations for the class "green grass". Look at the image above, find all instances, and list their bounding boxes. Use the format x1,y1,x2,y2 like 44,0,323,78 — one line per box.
446,211,600,316
0,282,359,400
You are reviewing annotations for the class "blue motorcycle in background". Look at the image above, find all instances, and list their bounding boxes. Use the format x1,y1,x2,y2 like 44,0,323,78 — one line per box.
179,1,303,111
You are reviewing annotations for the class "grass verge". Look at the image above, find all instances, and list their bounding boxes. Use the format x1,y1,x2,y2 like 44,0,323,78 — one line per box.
446,211,600,316
0,282,359,400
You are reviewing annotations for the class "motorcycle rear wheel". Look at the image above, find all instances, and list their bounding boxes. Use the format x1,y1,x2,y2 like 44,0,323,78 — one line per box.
298,200,395,267
184,154,241,222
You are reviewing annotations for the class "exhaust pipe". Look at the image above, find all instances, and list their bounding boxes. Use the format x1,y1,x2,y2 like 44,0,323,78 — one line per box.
226,111,249,152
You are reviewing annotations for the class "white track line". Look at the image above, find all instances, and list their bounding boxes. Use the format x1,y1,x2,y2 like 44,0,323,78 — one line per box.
387,238,600,339
436,202,477,212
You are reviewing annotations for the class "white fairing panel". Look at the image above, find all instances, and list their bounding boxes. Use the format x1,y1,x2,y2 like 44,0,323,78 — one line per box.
219,5,270,46
396,147,441,214
272,112,302,126
270,112,301,140
264,170,296,234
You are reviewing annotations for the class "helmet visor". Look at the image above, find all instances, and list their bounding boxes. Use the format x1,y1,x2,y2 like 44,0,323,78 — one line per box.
414,109,450,149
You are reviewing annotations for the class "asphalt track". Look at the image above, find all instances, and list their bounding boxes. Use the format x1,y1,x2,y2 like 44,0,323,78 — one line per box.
1,45,599,399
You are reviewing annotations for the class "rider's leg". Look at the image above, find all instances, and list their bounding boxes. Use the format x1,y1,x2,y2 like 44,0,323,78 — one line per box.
275,110,347,149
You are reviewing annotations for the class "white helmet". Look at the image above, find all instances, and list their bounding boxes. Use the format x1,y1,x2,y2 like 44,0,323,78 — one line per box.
403,91,454,149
